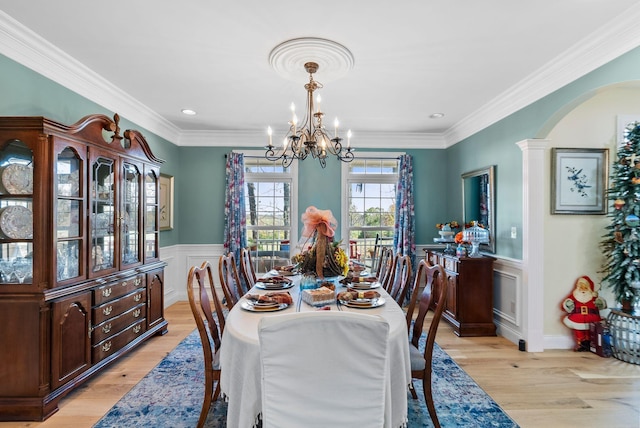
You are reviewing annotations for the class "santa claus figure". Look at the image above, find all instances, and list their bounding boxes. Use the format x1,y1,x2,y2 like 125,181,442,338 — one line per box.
561,275,607,352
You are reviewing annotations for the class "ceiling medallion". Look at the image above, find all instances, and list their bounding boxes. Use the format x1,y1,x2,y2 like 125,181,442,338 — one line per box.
268,37,355,83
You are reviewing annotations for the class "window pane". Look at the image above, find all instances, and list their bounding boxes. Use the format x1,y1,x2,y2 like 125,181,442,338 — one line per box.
244,156,293,274
348,158,398,175
346,157,399,269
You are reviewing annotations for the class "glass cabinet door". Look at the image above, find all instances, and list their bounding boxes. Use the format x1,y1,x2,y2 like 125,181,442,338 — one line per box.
144,169,159,260
90,155,116,275
0,139,34,285
121,161,141,267
55,145,84,283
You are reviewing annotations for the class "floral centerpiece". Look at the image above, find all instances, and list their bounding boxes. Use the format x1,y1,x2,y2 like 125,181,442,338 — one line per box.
292,206,349,278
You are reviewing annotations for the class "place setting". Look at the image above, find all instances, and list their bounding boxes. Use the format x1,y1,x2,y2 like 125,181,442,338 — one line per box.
338,275,381,290
241,291,293,312
336,289,385,309
254,275,294,290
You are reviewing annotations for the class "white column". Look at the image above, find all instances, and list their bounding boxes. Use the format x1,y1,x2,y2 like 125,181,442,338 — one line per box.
517,139,549,352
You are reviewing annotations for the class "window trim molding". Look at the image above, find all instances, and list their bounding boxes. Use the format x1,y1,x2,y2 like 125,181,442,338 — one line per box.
239,149,299,255
340,151,403,244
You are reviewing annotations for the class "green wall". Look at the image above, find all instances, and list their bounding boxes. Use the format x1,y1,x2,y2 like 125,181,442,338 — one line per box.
4,44,640,259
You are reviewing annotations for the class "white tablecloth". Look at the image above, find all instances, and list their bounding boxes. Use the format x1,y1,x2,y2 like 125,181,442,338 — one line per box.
219,275,411,428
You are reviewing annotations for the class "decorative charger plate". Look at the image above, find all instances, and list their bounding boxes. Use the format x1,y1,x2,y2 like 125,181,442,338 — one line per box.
240,300,289,312
0,205,33,239
2,164,33,195
255,281,295,290
349,282,381,290
344,297,386,309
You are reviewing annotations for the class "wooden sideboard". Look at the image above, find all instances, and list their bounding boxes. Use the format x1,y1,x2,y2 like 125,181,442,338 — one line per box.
426,250,496,336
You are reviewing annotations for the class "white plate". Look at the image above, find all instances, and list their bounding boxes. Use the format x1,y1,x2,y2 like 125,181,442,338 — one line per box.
2,164,33,195
240,300,289,312
344,297,386,309
0,206,33,239
349,281,381,290
255,281,295,290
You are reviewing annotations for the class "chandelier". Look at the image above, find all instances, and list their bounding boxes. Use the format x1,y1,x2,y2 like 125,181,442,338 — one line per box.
265,62,354,168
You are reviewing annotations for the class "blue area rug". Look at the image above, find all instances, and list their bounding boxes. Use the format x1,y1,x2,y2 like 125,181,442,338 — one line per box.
94,330,518,428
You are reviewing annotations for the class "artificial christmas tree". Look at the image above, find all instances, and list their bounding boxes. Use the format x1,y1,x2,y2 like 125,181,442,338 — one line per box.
601,122,640,310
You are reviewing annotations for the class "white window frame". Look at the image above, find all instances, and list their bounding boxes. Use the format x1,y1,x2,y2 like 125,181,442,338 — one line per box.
239,150,298,272
341,152,403,267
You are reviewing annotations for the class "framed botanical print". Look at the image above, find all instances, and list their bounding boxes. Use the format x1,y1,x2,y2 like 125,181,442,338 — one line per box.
159,174,174,230
551,148,608,214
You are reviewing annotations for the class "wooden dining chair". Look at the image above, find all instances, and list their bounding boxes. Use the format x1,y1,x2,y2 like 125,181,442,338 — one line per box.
405,259,444,330
186,261,226,428
381,250,399,293
258,311,390,428
388,253,412,307
239,247,257,290
375,245,392,279
218,252,244,310
370,233,394,271
408,259,448,428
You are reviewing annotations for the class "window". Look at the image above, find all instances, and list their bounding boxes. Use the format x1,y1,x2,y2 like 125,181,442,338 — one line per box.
243,154,298,274
342,155,401,269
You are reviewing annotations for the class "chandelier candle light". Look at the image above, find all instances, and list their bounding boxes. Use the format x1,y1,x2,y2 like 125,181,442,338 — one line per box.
265,62,354,168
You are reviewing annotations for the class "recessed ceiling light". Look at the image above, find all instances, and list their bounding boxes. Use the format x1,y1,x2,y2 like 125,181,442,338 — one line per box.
181,109,197,115
429,113,444,119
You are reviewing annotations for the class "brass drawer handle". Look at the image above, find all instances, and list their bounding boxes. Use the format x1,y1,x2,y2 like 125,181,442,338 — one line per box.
134,277,142,286
133,308,141,318
102,288,112,298
102,305,113,316
121,280,128,287
102,323,112,334
101,341,112,352
133,325,141,334
134,293,142,302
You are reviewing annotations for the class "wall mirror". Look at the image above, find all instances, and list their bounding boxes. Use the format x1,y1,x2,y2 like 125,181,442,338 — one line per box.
462,165,495,253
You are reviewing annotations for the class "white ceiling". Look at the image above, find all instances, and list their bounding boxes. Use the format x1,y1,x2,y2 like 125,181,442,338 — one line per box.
1,1,640,148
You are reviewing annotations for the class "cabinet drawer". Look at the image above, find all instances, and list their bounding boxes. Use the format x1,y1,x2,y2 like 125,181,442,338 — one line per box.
92,303,146,343
444,258,457,273
93,275,145,306
92,319,147,363
92,289,146,325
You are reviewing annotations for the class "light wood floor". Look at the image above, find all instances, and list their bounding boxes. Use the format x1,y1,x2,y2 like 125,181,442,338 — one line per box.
2,301,639,428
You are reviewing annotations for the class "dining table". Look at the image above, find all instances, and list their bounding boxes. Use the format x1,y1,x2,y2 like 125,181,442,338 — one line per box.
219,272,411,428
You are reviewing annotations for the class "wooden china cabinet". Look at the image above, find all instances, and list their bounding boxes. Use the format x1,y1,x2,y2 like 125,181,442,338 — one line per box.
0,114,167,421
426,249,496,337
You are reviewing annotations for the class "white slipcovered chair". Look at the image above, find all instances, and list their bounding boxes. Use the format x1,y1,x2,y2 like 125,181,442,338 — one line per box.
258,311,390,428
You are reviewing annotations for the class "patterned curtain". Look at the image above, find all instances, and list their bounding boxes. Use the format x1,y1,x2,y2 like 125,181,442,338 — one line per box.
393,154,416,269
223,153,246,263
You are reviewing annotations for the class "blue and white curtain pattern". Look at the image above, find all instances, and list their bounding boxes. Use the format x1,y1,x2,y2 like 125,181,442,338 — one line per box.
223,153,246,263
393,154,416,269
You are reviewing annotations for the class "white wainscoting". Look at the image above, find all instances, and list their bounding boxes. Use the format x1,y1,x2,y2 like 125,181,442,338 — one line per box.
160,244,227,307
492,257,524,346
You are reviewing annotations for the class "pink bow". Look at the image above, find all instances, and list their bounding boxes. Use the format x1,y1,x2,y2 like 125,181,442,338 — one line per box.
301,206,337,239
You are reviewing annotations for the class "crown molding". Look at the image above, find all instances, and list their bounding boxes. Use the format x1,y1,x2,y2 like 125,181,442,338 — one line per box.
444,3,640,147
177,129,446,148
0,11,182,143
2,6,640,149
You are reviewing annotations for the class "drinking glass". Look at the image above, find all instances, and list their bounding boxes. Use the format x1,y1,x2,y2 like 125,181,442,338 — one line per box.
12,258,32,284
0,259,13,282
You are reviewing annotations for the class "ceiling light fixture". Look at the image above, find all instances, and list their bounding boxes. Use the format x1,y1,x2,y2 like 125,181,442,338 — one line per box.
181,109,197,115
265,62,354,168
